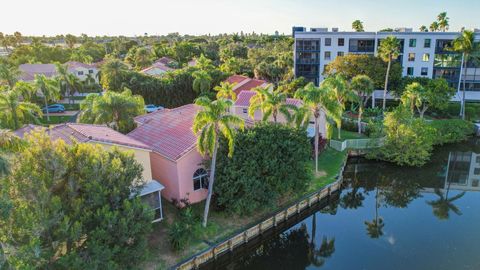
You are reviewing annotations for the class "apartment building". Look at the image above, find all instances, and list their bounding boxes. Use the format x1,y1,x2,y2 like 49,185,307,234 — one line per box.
293,27,480,100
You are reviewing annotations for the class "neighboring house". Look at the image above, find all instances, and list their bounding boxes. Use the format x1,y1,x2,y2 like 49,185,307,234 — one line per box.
140,57,176,77
18,61,99,83
187,59,197,67
127,104,209,204
15,123,165,222
293,26,480,101
232,90,327,137
225,75,269,95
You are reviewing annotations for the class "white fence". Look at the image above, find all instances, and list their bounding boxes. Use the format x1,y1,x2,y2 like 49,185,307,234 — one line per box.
330,137,385,151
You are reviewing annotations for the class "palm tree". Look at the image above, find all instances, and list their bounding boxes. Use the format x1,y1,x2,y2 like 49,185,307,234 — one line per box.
350,75,374,134
364,187,384,239
248,86,295,123
419,25,428,32
295,83,338,173
134,47,152,70
100,59,128,91
0,89,42,130
192,96,244,227
12,81,36,102
55,63,82,104
0,63,20,87
321,75,351,139
192,70,212,95
214,81,237,101
0,129,25,176
451,30,480,119
429,22,439,32
33,74,60,121
352,20,364,32
427,184,465,220
401,82,423,114
377,36,401,110
437,12,450,32
79,89,145,133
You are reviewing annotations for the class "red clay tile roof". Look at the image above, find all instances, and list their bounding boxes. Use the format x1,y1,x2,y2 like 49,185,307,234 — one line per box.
224,75,268,95
155,57,175,65
15,123,151,150
226,75,249,84
234,90,303,107
128,104,201,161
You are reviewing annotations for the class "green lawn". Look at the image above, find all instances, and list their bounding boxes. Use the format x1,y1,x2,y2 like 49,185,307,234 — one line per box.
332,129,367,141
309,147,348,192
39,115,73,125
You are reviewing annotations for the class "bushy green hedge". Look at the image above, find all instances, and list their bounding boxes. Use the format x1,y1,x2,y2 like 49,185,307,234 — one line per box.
432,102,480,120
429,119,475,145
120,67,227,108
214,124,312,215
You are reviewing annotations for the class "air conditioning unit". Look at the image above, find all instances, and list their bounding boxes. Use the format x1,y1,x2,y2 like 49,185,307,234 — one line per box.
310,28,328,32
332,27,339,32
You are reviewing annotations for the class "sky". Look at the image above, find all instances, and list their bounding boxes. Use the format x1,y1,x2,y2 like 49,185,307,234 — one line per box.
2,0,479,36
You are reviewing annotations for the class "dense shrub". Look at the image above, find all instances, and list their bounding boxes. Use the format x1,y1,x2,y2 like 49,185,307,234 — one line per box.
168,207,200,251
214,124,312,215
429,119,474,145
432,102,480,120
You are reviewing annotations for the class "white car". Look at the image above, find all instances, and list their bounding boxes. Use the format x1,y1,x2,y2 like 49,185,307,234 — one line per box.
145,104,163,113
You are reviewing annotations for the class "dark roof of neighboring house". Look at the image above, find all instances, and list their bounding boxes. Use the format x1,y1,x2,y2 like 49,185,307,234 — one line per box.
234,90,303,107
15,123,151,150
128,104,201,161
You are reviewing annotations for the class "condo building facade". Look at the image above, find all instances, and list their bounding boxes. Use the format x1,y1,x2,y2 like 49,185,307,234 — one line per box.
293,27,480,100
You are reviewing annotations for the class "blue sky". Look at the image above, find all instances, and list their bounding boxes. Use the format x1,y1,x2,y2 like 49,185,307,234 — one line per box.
2,0,478,36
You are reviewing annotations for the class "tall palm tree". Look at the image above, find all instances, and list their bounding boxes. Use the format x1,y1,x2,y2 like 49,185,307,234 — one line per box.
214,81,237,101
0,63,20,88
295,83,338,173
0,89,41,130
33,74,60,121
100,59,128,91
427,184,465,220
350,75,374,134
419,25,428,32
192,70,212,95
437,12,450,32
321,75,351,139
55,63,82,104
401,82,424,114
364,187,384,239
248,86,295,123
452,30,480,119
429,22,439,32
377,36,401,110
192,97,244,227
13,81,36,102
352,20,364,32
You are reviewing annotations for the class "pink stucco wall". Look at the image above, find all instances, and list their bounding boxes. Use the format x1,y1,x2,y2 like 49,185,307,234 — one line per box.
149,150,208,205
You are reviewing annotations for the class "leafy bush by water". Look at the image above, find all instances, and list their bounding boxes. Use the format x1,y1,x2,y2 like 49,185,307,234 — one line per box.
429,119,474,145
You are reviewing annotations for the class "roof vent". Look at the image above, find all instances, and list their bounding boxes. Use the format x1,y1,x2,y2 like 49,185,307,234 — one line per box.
310,28,328,32
332,27,339,32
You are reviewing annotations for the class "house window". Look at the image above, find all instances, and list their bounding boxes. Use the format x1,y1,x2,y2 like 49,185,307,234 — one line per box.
140,191,162,221
424,39,431,48
408,53,415,61
421,67,428,76
407,67,414,76
325,38,331,46
242,108,247,114
475,168,480,175
337,51,344,57
77,71,84,75
193,168,209,191
324,51,331,60
338,38,345,46
409,39,416,47
476,156,480,163
423,53,430,62
88,69,94,74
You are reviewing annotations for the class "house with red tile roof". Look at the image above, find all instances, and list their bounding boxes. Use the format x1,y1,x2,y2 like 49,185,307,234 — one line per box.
140,57,176,77
225,75,269,95
19,61,99,83
232,90,327,136
128,104,209,204
15,123,165,222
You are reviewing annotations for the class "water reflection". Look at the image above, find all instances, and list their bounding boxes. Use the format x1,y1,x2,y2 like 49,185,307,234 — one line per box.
203,140,480,270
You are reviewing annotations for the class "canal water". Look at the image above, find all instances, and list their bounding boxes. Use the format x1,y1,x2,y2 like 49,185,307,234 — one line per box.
201,140,480,270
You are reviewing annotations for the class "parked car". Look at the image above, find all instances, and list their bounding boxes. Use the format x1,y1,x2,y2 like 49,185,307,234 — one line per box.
145,104,164,113
42,104,65,113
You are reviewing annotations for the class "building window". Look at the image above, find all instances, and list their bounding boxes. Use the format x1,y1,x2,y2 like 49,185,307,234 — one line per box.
242,108,247,114
408,53,415,61
338,38,345,46
407,67,414,76
77,71,84,75
421,67,428,76
324,51,331,60
409,39,416,47
423,53,430,62
424,39,431,48
193,168,209,191
474,168,480,175
88,69,94,74
337,51,344,57
325,38,331,46
476,156,480,163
